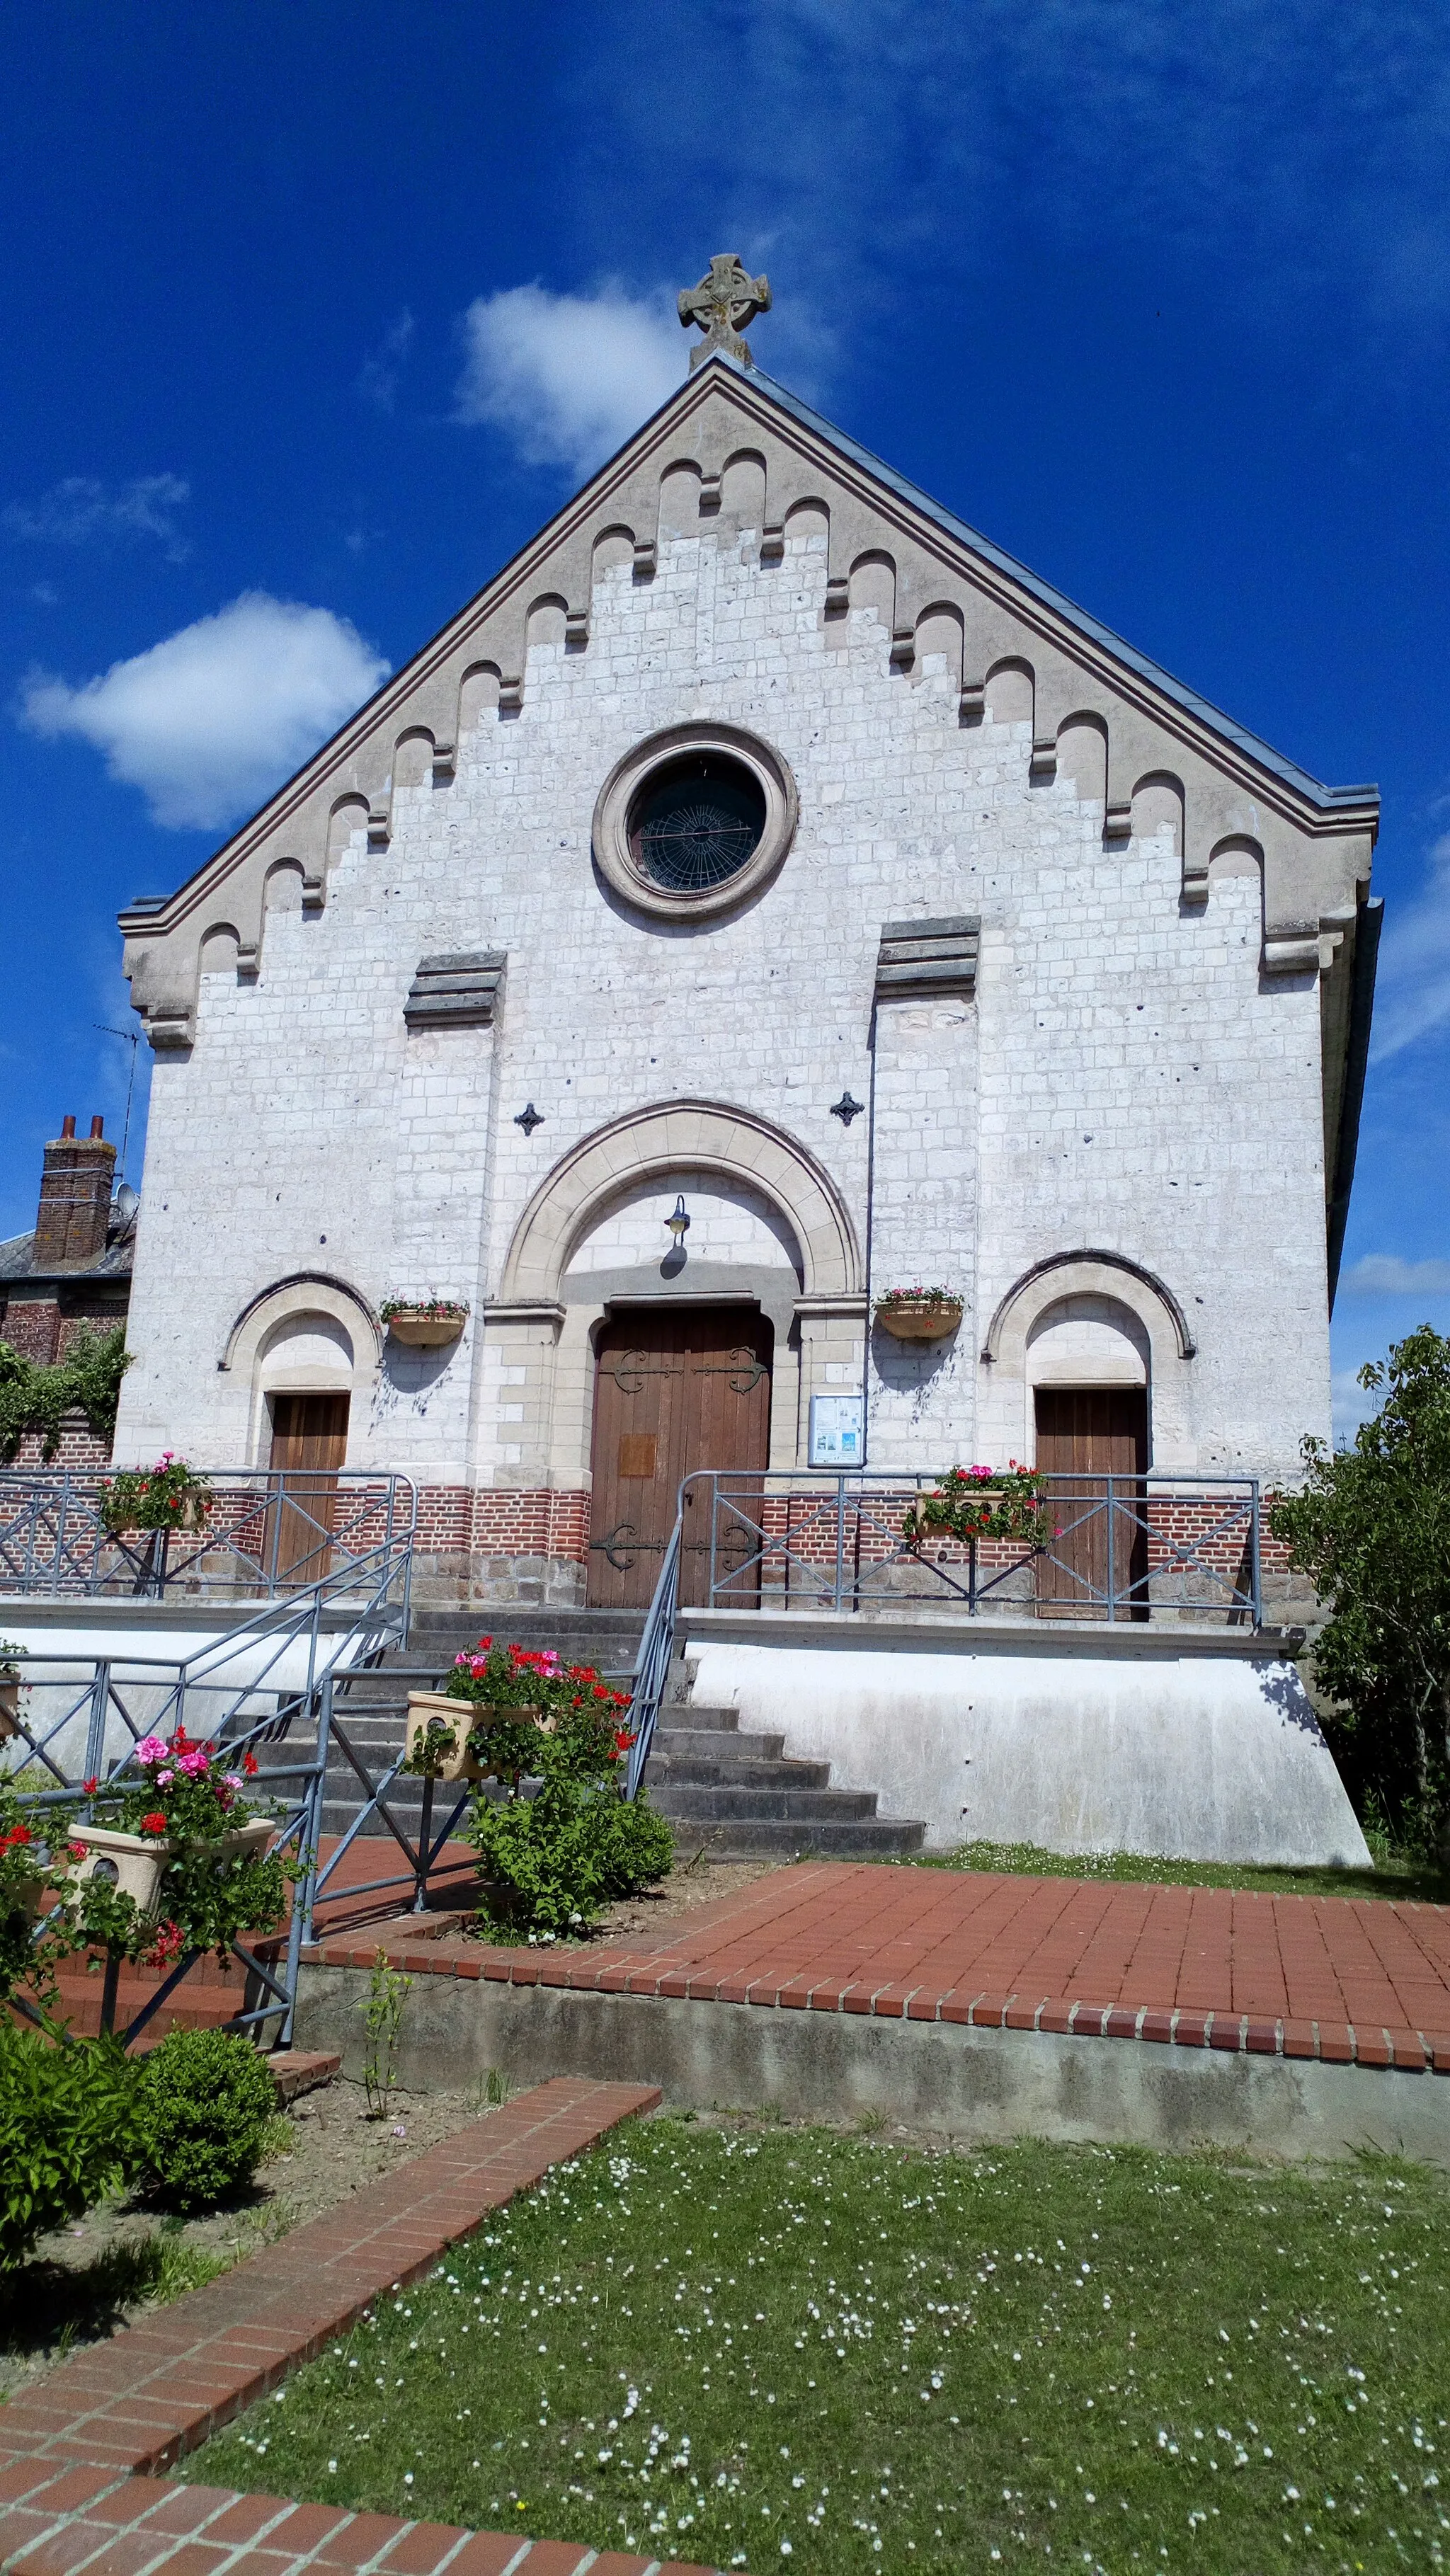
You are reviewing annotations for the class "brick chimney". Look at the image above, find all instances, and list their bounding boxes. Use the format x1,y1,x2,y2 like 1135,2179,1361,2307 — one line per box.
33,1115,117,1270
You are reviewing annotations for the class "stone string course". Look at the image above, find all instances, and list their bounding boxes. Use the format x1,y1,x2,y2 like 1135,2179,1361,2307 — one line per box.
0,2078,726,2576
302,1861,1450,2078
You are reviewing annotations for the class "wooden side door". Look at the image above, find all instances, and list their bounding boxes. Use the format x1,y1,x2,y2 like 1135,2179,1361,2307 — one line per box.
586,1308,772,1610
1034,1387,1148,1619
266,1392,349,1586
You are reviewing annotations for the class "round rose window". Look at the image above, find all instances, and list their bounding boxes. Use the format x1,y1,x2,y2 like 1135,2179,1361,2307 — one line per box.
593,720,798,922
627,751,767,894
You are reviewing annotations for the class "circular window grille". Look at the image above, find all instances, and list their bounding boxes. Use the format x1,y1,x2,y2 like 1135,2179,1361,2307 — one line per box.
628,753,767,894
593,721,798,922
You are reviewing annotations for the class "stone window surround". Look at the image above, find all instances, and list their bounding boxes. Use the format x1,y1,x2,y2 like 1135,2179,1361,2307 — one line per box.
590,719,799,923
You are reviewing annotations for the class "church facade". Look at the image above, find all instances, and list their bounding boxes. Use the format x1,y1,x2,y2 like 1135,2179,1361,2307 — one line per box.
113,294,1380,1610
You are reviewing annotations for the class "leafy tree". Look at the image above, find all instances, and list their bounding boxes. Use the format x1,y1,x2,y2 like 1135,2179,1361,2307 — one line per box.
1269,1325,1450,1848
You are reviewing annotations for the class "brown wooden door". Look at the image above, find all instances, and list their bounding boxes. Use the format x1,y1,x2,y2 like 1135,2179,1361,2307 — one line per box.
267,1392,349,1586
1034,1387,1148,1619
587,1308,772,1610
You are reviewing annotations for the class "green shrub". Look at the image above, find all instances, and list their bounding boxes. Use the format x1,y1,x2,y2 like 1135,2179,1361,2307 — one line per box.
469,1774,675,1940
135,2027,279,2211
0,2022,143,2268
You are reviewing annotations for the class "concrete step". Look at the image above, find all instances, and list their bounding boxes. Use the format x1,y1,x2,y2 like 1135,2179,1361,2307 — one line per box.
672,1816,927,1860
653,1783,880,1823
649,1756,831,1789
656,1703,748,1732
652,1726,786,1763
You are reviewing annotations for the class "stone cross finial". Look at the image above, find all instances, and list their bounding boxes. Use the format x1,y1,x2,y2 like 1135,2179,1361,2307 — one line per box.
678,254,772,371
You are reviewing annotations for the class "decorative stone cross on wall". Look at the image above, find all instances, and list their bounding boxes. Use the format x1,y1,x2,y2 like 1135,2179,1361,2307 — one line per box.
678,254,772,371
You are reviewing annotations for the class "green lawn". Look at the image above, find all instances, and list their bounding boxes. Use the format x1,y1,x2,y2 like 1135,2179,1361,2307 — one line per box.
925,1838,1450,1906
187,2116,1450,2573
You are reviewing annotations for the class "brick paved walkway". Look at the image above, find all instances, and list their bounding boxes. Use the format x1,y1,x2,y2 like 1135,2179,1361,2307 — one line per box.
309,1860,1450,2073
0,2080,724,2576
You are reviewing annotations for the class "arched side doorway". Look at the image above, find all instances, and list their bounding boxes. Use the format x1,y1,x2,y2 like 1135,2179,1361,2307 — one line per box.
220,1276,380,1580
981,1254,1197,1620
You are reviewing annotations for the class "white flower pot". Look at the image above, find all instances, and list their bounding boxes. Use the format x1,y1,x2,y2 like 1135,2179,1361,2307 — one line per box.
406,1690,484,1781
65,1824,171,1915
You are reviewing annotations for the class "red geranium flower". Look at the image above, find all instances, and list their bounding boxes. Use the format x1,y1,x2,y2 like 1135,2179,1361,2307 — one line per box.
82,1775,100,1794
243,1750,258,1776
615,1729,637,1754
139,1811,169,1837
4,1824,31,1846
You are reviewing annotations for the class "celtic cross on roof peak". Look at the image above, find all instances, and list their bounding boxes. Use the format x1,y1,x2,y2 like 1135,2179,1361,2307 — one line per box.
678,254,772,372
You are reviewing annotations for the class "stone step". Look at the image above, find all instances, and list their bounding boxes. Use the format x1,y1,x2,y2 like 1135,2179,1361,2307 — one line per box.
652,1783,881,1823
649,1756,831,1789
651,1725,787,1763
656,1703,746,1731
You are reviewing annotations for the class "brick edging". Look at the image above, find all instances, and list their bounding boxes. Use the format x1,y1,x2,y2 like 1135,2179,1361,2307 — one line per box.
0,2463,723,2576
0,2078,659,2482
301,1932,1450,2078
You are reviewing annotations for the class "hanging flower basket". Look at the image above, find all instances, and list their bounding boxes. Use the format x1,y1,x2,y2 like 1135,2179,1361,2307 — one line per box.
382,1300,469,1349
98,1455,212,1536
874,1288,964,1343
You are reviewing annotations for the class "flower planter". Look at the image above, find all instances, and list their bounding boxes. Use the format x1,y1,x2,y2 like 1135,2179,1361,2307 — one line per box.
65,1824,170,1915
0,1678,20,1739
209,1816,276,1863
406,1690,484,1781
875,1296,964,1343
387,1309,467,1349
406,1692,549,1780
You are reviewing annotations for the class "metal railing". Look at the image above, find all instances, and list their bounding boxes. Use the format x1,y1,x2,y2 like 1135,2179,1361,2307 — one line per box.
621,1467,1262,1791
4,1516,414,2048
0,1467,416,1605
676,1467,1261,1624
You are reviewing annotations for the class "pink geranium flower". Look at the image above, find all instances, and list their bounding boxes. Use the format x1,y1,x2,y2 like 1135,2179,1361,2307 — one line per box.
135,1735,169,1765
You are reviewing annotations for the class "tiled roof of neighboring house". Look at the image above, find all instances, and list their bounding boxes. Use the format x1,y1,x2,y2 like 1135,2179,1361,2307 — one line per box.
0,1225,136,1286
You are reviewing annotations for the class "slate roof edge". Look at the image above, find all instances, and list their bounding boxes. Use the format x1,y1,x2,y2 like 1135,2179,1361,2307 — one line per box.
743,362,1375,815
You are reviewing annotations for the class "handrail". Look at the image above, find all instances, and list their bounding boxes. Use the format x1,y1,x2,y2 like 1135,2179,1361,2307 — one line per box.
4,1526,413,2047
0,1466,416,1605
624,1516,682,1802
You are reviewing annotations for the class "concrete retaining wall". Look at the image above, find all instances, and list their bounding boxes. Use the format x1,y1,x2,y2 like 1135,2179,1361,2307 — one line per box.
295,1967,1449,2168
685,1630,1370,1866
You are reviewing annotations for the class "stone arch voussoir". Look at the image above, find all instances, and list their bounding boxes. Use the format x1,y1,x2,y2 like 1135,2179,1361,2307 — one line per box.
500,1102,862,1303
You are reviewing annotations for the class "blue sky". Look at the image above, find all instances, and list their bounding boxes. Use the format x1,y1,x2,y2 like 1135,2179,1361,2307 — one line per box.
2,0,1448,1438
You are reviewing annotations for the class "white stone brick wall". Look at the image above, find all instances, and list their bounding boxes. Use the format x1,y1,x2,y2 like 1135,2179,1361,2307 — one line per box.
116,511,1335,1489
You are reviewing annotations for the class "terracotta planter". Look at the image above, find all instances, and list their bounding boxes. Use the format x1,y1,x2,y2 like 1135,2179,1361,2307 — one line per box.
875,1297,964,1343
0,1678,20,1739
406,1690,484,1782
387,1310,467,1349
65,1824,170,1916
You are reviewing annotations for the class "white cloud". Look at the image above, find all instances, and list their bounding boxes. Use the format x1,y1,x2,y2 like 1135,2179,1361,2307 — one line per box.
455,282,684,475
19,592,389,831
1340,1252,1450,1296
4,474,191,559
357,310,415,413
1370,828,1450,1061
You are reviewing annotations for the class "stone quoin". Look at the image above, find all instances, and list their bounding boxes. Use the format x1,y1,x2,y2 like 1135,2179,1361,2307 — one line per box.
109,262,1378,1633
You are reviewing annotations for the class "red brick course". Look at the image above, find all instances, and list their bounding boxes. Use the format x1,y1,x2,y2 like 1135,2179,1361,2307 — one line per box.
302,1860,1450,2075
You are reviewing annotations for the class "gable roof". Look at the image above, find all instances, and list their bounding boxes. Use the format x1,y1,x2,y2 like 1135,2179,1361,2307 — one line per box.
119,351,1375,943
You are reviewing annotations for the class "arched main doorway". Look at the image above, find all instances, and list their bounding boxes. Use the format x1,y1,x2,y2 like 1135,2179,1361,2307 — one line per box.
586,1306,773,1608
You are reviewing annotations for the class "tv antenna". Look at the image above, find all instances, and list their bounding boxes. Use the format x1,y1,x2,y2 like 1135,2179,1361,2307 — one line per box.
95,1023,142,1180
